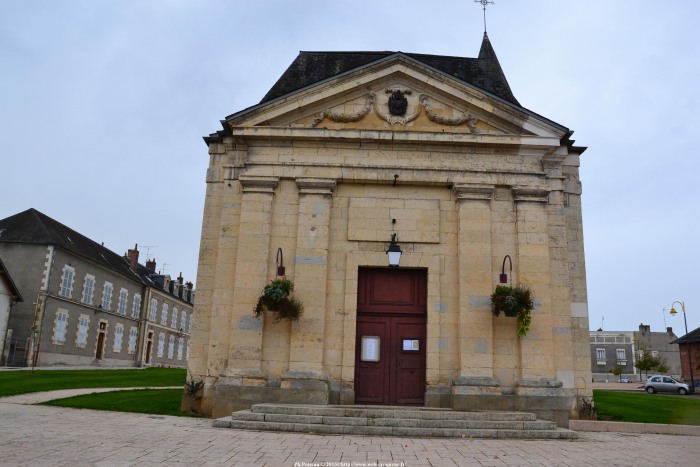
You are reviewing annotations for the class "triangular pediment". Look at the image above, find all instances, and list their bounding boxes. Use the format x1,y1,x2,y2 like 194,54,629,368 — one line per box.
224,54,565,139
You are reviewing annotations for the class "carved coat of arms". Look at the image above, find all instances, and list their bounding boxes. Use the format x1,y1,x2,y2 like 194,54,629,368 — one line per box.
388,90,408,116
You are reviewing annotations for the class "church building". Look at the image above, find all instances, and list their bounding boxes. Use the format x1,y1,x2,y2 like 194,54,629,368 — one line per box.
187,33,591,426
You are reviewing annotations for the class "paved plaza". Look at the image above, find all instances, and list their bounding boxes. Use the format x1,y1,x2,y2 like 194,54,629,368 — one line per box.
0,399,697,466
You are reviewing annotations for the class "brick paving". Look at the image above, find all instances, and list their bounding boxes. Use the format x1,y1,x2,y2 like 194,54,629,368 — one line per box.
0,401,697,466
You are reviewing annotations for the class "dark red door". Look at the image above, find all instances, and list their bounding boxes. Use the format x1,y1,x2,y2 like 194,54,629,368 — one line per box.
354,268,427,405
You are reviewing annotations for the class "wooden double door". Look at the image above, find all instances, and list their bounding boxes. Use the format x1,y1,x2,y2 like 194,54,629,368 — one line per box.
354,268,427,406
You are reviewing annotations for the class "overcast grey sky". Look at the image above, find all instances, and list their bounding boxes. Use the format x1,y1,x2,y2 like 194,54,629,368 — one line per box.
1,1,698,334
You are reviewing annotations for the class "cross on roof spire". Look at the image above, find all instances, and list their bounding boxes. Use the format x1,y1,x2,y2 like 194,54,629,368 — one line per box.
474,0,494,33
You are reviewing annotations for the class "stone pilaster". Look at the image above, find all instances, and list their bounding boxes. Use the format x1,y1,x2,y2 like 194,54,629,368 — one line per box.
451,184,499,395
224,175,279,385
281,178,336,392
512,186,557,391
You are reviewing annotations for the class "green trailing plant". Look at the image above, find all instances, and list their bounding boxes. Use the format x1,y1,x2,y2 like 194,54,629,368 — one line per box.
491,284,535,338
577,396,597,420
253,277,304,322
184,378,204,400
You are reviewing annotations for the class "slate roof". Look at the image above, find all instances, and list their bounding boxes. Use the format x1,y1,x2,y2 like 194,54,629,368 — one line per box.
0,208,142,283
671,326,700,344
0,209,194,302
0,256,22,302
260,33,519,106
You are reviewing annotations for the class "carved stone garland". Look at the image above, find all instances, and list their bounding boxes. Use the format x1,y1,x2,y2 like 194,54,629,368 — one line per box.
420,95,480,134
311,93,375,127
311,89,481,132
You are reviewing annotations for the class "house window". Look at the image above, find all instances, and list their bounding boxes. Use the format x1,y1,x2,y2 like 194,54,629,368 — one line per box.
186,339,190,360
117,289,128,315
188,314,193,333
180,311,187,331
168,335,175,359
127,327,137,354
76,315,89,347
596,348,606,364
59,265,75,298
157,333,165,357
132,293,141,318
161,303,169,325
101,282,113,309
616,349,626,361
177,337,184,360
113,324,124,352
149,299,158,322
81,274,95,304
53,309,68,343
171,307,178,328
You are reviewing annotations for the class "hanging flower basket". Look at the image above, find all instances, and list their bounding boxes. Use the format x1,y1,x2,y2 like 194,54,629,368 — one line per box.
253,277,304,322
491,285,535,338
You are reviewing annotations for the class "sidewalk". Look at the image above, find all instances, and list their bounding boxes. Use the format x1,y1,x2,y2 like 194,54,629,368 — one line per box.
0,386,182,405
0,400,698,466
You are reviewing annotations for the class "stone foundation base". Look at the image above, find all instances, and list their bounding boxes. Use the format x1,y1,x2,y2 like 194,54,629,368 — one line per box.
208,384,329,419
201,380,577,426
450,393,575,427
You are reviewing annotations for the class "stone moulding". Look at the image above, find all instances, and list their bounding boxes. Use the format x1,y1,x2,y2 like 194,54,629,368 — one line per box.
512,186,550,203
453,184,494,201
295,178,336,196
311,93,376,127
310,90,483,130
420,94,480,133
452,375,502,395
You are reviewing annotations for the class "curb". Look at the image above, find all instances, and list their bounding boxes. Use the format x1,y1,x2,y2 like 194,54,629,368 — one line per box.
570,419,700,436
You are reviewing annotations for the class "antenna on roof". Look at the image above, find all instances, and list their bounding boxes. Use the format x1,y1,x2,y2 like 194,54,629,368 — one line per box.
140,245,157,261
474,0,494,33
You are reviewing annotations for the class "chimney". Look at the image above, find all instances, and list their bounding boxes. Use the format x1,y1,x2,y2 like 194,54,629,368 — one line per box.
185,281,193,290
177,273,184,285
146,257,157,273
127,243,139,272
667,327,673,335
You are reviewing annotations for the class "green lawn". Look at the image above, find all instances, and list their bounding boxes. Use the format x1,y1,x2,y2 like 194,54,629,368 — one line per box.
41,388,195,417
0,368,186,397
593,390,700,425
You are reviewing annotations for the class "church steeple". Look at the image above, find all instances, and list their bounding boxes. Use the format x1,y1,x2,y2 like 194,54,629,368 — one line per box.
477,32,519,105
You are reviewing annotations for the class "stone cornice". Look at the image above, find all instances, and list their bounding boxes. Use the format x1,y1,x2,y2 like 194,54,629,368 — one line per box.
228,127,560,150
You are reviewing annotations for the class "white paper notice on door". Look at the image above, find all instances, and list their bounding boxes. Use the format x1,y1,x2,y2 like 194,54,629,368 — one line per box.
402,339,419,351
361,336,380,362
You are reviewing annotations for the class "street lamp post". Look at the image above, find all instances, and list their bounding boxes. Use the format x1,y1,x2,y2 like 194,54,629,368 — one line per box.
670,301,695,393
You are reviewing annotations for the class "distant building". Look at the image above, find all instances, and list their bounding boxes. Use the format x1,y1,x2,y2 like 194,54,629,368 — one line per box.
589,324,681,381
0,256,23,364
0,208,193,368
589,329,635,381
637,324,682,377
671,326,700,388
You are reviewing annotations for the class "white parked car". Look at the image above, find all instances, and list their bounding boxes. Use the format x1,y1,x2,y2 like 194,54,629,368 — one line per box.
644,375,690,395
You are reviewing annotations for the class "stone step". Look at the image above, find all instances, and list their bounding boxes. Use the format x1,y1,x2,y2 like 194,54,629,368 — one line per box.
250,403,538,421
214,418,577,439
214,404,577,439
231,410,558,431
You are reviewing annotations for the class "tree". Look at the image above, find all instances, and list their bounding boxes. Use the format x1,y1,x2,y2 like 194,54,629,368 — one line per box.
634,344,667,379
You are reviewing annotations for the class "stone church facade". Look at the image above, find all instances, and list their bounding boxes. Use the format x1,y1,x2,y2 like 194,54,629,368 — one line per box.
187,34,591,425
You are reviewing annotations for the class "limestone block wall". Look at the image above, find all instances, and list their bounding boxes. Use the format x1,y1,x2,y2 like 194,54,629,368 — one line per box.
187,131,592,421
